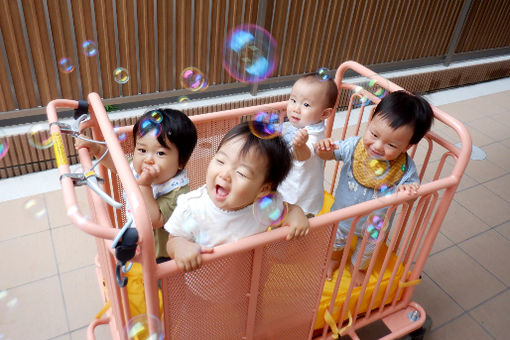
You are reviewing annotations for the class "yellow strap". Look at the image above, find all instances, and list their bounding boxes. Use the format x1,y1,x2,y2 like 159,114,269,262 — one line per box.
51,132,68,167
85,170,96,178
95,300,110,319
324,310,353,339
399,278,422,288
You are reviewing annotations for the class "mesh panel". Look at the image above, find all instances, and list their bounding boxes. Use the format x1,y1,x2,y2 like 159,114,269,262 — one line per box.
161,250,254,339
254,225,334,339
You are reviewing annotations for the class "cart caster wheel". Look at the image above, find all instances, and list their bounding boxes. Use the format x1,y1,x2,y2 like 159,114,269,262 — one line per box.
399,315,432,340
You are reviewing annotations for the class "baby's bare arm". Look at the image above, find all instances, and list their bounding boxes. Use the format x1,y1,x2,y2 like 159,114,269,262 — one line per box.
166,235,213,272
283,203,310,240
314,138,337,160
74,136,116,172
292,129,311,161
397,182,420,195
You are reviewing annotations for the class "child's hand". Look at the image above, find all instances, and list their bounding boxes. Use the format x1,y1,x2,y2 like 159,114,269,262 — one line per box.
75,136,101,157
326,250,342,280
171,237,213,272
292,128,309,148
283,203,310,240
314,138,338,160
397,183,419,195
137,164,161,186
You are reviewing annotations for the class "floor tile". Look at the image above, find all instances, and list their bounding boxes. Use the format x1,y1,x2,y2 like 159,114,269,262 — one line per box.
491,111,510,128
0,276,68,339
482,142,510,171
52,224,98,273
463,158,506,184
424,246,505,310
469,289,510,340
463,125,496,147
483,173,510,203
429,231,454,255
45,187,90,229
51,334,71,340
454,185,510,228
439,101,487,123
439,200,491,244
61,265,105,330
500,136,510,149
459,230,510,286
0,194,49,241
466,117,509,142
426,314,492,340
0,231,57,287
494,220,510,241
70,325,112,340
412,273,463,330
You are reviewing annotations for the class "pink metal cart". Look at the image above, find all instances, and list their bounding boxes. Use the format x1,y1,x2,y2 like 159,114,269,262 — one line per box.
45,61,471,339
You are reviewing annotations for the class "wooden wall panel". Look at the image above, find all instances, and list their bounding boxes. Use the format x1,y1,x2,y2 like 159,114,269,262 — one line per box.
116,0,138,96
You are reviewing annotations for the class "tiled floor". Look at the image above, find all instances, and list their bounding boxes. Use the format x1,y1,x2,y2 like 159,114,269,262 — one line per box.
1,87,509,339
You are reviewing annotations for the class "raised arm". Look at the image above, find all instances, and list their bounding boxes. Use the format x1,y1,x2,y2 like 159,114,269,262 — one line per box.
292,129,312,161
314,138,338,161
75,136,116,172
282,203,310,240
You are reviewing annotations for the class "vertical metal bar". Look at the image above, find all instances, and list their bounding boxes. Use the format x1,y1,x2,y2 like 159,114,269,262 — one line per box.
134,0,141,94
16,0,41,106
303,0,319,71
444,0,472,66
112,0,122,95
206,0,212,79
250,0,268,96
190,0,195,67
172,0,176,89
154,0,159,92
43,0,62,99
0,26,18,109
277,0,292,76
89,0,103,97
290,0,306,74
66,0,83,98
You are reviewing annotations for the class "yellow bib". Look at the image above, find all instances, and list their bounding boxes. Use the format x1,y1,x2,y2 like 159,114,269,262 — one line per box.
352,138,407,189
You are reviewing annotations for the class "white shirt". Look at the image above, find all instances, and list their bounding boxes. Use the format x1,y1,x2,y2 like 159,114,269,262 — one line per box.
278,122,325,215
164,185,268,247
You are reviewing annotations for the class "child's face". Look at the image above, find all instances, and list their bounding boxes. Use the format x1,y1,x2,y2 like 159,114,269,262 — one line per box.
206,136,271,211
363,114,414,161
287,79,330,128
133,133,180,184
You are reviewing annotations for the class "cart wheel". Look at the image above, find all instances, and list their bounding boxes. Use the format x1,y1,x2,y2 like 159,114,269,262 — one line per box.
399,315,432,340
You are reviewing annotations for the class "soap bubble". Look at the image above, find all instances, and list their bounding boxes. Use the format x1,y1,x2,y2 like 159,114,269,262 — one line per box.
124,314,163,340
248,111,282,139
58,57,75,73
24,198,47,219
317,67,330,81
362,212,386,243
223,24,278,83
28,123,54,150
253,192,288,227
180,67,208,91
374,183,397,200
149,110,163,124
350,74,389,109
114,126,127,142
81,40,98,57
113,67,130,84
0,129,8,161
365,157,391,180
139,119,162,138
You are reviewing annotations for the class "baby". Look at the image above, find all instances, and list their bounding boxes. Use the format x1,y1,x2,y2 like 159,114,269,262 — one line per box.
278,72,338,216
165,121,310,272
315,91,434,282
76,108,197,263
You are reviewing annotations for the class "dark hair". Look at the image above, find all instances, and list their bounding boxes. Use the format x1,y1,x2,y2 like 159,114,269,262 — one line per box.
298,72,339,109
373,91,434,145
133,108,197,168
218,121,292,190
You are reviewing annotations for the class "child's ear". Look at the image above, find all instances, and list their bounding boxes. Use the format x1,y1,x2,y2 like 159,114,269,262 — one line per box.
320,107,334,120
259,182,273,196
405,144,414,152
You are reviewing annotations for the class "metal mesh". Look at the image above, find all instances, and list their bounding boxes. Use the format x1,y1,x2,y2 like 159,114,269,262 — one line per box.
253,225,334,339
161,250,254,339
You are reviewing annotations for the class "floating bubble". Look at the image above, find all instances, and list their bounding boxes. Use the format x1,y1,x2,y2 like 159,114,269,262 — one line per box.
124,314,163,340
24,198,47,219
28,123,54,150
374,183,397,200
248,111,282,139
114,126,127,142
148,110,163,124
81,40,98,57
223,24,278,83
0,129,8,161
180,67,208,91
350,74,389,108
317,67,330,81
362,212,386,243
58,57,75,73
139,119,162,138
114,67,129,84
253,192,288,227
178,96,190,106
